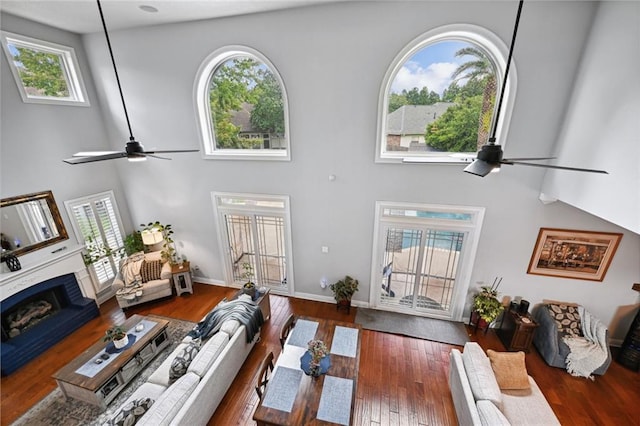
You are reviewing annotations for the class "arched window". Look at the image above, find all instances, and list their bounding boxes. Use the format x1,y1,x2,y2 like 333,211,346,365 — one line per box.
195,46,290,160
376,24,516,164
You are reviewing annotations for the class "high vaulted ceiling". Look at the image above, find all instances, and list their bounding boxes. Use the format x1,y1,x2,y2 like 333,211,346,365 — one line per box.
0,0,339,34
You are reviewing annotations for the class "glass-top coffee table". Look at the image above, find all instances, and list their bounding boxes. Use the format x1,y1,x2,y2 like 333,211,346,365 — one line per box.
52,314,169,410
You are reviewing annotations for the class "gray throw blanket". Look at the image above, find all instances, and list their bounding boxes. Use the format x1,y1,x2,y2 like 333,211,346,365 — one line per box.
563,306,608,380
188,299,264,343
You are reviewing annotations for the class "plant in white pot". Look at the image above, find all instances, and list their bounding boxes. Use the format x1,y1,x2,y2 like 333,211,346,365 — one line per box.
104,325,128,349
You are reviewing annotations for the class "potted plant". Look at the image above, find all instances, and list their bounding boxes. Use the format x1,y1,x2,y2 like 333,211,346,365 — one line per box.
241,262,256,298
104,325,129,349
123,231,144,256
471,277,504,330
329,275,359,312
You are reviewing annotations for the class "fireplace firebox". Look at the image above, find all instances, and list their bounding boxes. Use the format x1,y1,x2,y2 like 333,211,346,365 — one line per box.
1,273,99,376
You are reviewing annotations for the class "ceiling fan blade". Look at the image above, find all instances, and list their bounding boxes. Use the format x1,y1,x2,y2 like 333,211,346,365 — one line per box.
72,151,122,157
500,160,608,174
463,159,499,177
143,149,200,154
145,154,171,160
502,157,556,161
63,152,127,164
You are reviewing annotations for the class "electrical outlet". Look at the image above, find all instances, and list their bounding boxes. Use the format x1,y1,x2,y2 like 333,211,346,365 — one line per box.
320,277,328,289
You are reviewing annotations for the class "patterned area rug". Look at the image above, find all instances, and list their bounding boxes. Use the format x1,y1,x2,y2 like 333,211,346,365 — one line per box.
11,315,195,426
355,308,470,346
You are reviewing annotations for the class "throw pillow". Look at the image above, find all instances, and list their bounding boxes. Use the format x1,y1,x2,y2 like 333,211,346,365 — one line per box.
461,342,503,409
169,340,200,383
140,260,163,283
107,397,154,425
546,303,582,338
487,349,531,390
476,400,510,425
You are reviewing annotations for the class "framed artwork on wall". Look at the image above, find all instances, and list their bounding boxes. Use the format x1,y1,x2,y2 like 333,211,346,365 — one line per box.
527,228,622,282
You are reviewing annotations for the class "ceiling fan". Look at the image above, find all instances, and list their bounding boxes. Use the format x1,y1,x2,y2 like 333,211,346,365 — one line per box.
464,0,607,177
64,0,198,165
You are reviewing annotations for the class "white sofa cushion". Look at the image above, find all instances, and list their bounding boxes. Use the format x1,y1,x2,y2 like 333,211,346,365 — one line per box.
461,342,503,410
220,319,241,337
477,400,510,425
147,342,190,387
188,331,229,377
137,372,200,426
501,377,561,425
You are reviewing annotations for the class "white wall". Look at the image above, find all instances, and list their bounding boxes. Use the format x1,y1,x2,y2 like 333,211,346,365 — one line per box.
2,2,638,342
542,1,640,235
0,13,134,264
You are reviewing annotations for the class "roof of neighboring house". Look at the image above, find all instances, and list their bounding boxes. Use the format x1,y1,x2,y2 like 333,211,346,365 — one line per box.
386,103,454,135
230,102,255,132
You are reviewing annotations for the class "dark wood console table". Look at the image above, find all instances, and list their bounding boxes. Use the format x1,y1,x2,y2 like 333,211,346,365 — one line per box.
497,308,538,352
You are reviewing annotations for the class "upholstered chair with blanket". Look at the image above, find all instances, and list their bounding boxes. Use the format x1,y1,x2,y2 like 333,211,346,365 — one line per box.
112,251,173,308
532,301,612,378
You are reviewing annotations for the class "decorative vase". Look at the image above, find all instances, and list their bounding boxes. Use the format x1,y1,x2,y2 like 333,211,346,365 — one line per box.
3,253,21,272
113,334,129,349
300,351,331,378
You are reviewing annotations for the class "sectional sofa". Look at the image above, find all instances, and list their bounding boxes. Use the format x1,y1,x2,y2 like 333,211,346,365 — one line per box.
106,295,261,425
449,342,560,425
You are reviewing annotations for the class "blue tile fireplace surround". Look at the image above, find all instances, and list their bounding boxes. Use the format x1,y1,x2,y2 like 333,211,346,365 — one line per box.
1,273,99,375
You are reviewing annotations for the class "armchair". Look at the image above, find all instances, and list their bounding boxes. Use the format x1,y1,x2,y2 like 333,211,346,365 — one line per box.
112,251,173,308
532,302,611,376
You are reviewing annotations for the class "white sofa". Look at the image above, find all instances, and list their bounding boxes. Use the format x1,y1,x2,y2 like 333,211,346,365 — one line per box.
449,342,560,426
112,251,173,309
107,298,259,425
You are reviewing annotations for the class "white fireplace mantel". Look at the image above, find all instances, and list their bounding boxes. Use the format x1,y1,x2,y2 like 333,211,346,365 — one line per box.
0,244,96,302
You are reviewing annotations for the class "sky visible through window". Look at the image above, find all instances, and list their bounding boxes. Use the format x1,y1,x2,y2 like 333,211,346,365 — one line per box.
391,40,471,96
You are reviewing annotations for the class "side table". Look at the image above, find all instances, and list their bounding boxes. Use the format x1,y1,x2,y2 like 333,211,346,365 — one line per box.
171,262,193,296
497,308,538,352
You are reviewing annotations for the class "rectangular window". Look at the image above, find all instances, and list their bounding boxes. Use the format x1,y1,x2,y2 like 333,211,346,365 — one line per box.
213,192,293,294
1,31,89,106
65,191,125,300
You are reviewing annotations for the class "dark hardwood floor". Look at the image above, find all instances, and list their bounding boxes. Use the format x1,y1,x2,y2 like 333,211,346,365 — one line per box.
2,283,638,425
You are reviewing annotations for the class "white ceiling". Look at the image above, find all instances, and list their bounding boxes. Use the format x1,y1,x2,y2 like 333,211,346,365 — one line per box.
0,0,339,34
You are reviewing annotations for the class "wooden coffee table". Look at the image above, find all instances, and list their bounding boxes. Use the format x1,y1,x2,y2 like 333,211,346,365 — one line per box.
52,314,170,409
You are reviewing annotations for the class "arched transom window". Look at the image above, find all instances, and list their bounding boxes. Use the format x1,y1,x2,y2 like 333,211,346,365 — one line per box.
195,46,290,160
376,24,516,164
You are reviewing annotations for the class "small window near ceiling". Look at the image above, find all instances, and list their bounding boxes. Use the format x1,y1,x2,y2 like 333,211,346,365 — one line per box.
0,31,89,106
195,46,289,160
376,24,515,164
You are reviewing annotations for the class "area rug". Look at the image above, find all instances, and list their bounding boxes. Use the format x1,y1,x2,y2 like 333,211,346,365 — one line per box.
11,315,195,426
355,308,469,346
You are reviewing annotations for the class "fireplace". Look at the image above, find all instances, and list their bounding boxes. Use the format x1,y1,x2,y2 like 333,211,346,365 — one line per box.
0,273,99,376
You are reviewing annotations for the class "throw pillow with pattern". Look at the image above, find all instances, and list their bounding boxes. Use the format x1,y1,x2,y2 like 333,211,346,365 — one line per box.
107,397,154,426
140,260,162,283
169,340,201,383
546,303,583,338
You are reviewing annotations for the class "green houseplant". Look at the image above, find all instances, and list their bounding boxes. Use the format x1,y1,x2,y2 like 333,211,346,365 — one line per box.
241,262,256,297
472,278,504,328
330,275,359,312
123,231,144,256
103,325,128,349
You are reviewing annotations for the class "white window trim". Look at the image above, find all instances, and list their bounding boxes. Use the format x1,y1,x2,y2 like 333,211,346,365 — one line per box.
194,45,290,161
1,31,89,106
375,24,516,164
369,201,485,321
211,191,295,295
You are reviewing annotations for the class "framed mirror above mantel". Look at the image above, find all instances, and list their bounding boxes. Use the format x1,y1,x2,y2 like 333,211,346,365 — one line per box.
1,190,69,257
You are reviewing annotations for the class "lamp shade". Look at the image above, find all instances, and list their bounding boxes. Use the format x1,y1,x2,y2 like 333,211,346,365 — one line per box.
141,229,163,245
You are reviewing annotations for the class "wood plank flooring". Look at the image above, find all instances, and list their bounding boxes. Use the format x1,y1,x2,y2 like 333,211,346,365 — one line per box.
2,283,639,425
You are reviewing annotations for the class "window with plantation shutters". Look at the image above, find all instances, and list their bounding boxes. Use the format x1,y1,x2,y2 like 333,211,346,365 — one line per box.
65,191,125,299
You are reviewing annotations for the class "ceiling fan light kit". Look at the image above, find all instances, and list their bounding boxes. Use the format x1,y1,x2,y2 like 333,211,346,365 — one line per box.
463,0,607,178
63,0,197,165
